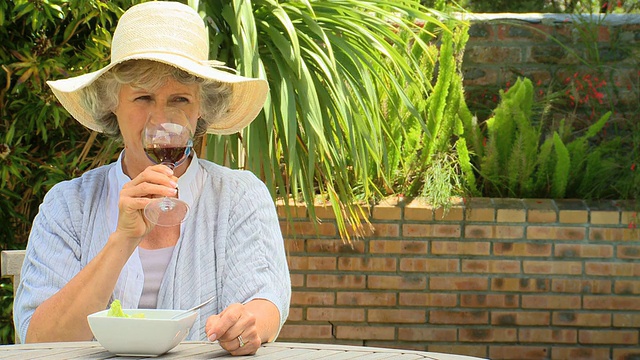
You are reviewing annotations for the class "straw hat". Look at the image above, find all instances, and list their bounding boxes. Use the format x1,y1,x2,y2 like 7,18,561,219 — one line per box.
46,1,268,135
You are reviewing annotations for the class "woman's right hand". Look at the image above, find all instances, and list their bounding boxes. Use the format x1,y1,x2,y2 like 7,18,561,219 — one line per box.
116,164,179,241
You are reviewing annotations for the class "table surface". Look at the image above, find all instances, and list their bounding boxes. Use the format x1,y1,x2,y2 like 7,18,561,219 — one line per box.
0,341,486,359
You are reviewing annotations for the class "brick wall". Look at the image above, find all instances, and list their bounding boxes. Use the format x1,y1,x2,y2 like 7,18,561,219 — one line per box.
460,13,640,122
277,197,640,360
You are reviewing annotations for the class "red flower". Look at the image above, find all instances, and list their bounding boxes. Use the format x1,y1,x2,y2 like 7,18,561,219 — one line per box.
632,163,636,171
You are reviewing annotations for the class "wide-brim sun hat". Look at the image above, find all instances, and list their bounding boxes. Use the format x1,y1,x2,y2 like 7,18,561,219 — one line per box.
46,1,268,135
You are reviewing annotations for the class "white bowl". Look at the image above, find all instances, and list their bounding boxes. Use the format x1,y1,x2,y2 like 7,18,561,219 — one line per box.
87,308,197,356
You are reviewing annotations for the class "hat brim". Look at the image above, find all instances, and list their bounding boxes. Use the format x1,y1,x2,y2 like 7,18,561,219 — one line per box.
47,53,268,135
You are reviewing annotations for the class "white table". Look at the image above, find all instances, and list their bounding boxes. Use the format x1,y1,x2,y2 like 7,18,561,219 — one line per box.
0,341,487,359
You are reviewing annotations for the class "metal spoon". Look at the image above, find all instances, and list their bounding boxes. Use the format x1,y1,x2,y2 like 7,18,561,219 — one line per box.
170,296,216,319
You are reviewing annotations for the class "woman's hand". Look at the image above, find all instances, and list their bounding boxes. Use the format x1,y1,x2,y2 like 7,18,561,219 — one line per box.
205,303,260,356
117,164,178,240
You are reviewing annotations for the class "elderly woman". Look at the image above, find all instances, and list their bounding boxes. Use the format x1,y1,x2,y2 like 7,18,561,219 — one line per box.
13,1,290,356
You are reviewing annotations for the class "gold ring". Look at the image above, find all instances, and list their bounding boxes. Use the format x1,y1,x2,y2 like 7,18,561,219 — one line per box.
237,335,246,348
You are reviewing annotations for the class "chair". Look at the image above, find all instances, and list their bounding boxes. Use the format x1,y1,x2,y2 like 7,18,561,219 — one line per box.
1,249,26,343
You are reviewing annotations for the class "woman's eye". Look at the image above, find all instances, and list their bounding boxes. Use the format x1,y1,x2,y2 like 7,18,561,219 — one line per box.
172,97,190,103
135,95,153,102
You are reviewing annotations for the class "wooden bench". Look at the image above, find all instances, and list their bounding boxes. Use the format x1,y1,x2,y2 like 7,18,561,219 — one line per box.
1,249,26,343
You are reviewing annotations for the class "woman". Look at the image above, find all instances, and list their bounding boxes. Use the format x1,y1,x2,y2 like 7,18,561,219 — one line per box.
13,1,290,356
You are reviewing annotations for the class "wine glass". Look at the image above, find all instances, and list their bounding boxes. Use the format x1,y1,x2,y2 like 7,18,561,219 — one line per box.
142,107,194,227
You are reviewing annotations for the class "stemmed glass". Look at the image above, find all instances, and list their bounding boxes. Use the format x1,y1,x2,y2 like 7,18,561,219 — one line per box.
142,107,194,227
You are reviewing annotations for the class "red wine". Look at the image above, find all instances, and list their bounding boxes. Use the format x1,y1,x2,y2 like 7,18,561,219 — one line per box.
145,145,188,165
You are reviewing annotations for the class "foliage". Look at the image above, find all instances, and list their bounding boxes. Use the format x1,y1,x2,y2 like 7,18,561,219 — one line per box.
470,77,612,199
199,0,451,240
422,0,640,13
379,18,479,210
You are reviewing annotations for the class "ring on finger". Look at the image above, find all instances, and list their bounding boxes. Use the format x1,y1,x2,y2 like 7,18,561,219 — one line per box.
237,335,246,348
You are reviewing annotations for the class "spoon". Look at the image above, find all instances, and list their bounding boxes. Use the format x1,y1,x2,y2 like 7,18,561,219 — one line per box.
171,296,216,319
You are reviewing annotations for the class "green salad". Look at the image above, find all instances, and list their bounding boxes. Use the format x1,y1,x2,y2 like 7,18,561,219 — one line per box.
107,299,145,318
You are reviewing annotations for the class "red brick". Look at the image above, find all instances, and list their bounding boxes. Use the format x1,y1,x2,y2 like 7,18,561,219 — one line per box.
613,349,640,360
527,226,586,240
336,292,396,306
338,257,396,272
369,240,427,254
399,293,457,307
491,311,550,326
527,210,557,223
287,256,337,271
398,327,457,342
281,221,336,237
435,206,464,221
522,295,581,309
586,262,640,277
284,239,305,252
591,227,640,242
618,245,640,260
552,312,611,327
523,260,582,275
429,345,487,359
491,278,549,292
368,309,426,323
591,210,619,225
460,294,519,308
372,197,402,220
335,325,395,340
429,310,488,324
615,280,640,294
494,242,551,257
403,224,461,238
287,307,303,321
584,296,640,311
306,274,365,289
465,46,522,64
496,208,526,223
554,244,613,258
290,274,304,287
400,258,459,273
551,279,611,294
559,210,588,224
306,239,365,254
432,241,490,256
551,347,611,360
404,198,435,221
306,307,365,322
465,225,524,239
465,207,495,222
290,291,335,305
579,329,638,345
278,324,333,339
614,313,640,327
519,328,577,343
369,223,400,237
368,275,426,290
430,276,488,291
276,199,308,218
461,260,520,274
459,328,518,342
490,346,550,360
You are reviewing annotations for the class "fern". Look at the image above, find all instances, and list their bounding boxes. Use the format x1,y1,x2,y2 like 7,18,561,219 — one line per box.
552,132,570,198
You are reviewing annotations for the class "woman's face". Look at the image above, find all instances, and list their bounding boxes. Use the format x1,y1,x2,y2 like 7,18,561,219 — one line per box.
114,78,200,168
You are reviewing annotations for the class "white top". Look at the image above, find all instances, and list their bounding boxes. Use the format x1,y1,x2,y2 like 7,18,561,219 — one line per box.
14,153,291,342
138,246,175,308
108,151,202,308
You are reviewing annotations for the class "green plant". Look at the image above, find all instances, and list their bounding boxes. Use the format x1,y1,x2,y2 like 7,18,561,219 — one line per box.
199,0,452,240
473,77,612,199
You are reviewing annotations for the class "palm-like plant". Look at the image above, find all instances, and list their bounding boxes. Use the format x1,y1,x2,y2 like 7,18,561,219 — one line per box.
197,0,450,240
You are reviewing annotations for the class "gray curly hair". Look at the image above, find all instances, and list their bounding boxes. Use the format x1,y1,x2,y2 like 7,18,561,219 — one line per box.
78,60,232,141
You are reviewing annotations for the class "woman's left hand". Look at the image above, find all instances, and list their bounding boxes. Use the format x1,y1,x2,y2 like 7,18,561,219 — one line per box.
205,303,260,355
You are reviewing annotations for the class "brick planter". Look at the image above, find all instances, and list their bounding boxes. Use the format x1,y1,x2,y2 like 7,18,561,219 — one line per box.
277,197,640,360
